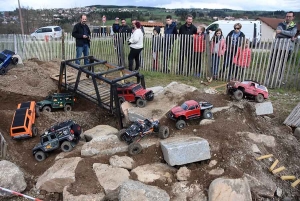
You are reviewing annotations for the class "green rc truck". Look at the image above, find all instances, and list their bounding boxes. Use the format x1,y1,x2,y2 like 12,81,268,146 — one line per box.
32,120,82,162
37,93,75,112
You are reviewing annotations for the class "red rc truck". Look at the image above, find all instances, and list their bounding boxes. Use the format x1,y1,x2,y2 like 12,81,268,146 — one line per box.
168,100,214,130
226,80,269,103
117,82,154,108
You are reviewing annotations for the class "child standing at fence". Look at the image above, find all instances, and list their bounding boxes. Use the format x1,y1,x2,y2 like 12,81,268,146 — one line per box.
192,26,206,77
152,26,161,71
210,28,226,80
233,39,252,81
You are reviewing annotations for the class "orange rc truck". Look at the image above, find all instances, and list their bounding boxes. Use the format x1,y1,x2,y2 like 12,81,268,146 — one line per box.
10,101,40,139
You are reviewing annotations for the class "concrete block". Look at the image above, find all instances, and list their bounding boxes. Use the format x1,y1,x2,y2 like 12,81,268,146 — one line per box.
255,102,273,116
160,137,211,166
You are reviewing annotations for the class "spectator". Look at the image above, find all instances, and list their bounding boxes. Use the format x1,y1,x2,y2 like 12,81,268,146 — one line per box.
268,11,297,85
210,28,226,80
222,23,245,81
163,15,178,73
72,14,91,65
152,26,161,71
128,21,143,71
131,18,145,35
115,18,132,66
233,39,252,81
178,14,197,75
112,17,120,33
193,26,206,77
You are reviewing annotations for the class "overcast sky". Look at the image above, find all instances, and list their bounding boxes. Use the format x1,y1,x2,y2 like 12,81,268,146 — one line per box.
1,0,300,12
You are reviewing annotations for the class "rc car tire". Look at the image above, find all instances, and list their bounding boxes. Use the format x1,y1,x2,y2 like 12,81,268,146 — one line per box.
255,94,264,103
118,97,125,106
35,151,46,162
117,129,126,141
12,57,18,65
42,106,51,112
233,89,243,101
203,110,213,119
0,68,7,75
128,142,142,155
176,120,186,130
136,99,147,108
158,126,170,139
32,125,38,137
61,141,73,152
35,106,40,117
64,105,72,112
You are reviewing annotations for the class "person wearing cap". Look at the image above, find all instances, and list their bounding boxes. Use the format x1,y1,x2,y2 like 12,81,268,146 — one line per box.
127,21,143,71
112,17,120,33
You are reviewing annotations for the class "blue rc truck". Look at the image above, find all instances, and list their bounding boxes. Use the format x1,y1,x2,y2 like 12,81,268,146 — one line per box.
0,49,18,75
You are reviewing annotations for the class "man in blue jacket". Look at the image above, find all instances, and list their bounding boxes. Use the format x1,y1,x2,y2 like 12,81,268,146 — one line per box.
72,14,91,65
163,15,178,73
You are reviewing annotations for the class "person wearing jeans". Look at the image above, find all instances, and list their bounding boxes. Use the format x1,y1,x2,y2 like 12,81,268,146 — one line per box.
128,21,143,71
72,14,91,65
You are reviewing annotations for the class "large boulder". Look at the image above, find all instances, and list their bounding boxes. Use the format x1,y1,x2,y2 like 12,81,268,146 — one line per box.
63,186,105,201
161,137,211,166
171,181,207,201
244,173,277,198
83,125,118,141
118,179,170,201
0,160,26,197
131,163,176,183
36,157,82,192
238,132,276,147
93,163,130,200
109,155,135,170
208,178,252,201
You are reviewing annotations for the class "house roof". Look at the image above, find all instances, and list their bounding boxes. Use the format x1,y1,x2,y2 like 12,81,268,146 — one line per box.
257,17,300,31
140,21,164,27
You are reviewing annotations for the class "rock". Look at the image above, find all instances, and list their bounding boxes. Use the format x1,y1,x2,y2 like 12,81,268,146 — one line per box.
148,86,164,95
208,160,217,167
109,155,135,170
0,160,26,197
251,144,261,154
121,101,134,126
294,127,300,140
118,179,170,201
263,116,272,121
93,163,130,200
276,187,282,197
204,88,218,94
131,163,176,183
282,197,292,201
63,186,105,201
243,173,276,198
161,137,211,166
208,178,252,201
211,106,230,113
36,157,82,192
176,167,191,181
209,168,224,175
239,132,276,147
199,119,215,126
83,125,118,141
255,102,273,116
171,181,207,201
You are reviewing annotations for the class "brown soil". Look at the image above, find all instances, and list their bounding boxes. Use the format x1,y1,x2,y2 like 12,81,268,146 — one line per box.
0,59,300,201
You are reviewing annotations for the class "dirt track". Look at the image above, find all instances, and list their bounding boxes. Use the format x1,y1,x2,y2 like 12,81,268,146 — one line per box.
0,60,300,201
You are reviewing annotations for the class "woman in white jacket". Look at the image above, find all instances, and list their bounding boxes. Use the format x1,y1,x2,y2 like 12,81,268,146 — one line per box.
128,21,143,71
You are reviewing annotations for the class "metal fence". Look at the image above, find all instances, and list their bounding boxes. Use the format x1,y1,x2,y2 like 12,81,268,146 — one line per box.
0,33,299,89
0,132,7,159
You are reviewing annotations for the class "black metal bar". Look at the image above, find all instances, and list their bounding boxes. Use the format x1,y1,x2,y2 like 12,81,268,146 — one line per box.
112,83,123,129
58,61,66,92
96,66,125,76
92,75,102,107
73,69,82,93
112,72,139,83
139,74,146,89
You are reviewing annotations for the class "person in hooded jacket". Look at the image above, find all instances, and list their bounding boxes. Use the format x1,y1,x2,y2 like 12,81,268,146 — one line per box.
163,15,178,73
152,26,161,71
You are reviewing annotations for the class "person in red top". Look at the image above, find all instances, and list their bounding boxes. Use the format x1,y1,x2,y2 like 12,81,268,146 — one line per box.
233,39,252,81
192,26,206,77
210,28,226,80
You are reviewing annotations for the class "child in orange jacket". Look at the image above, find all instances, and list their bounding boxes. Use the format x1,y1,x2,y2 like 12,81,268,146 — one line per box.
233,39,251,80
192,26,206,77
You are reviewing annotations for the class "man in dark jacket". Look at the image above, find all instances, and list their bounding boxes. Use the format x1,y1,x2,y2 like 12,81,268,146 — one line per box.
222,23,245,81
178,14,197,75
112,17,120,33
72,14,91,65
163,15,177,73
115,18,132,66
